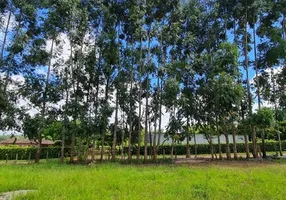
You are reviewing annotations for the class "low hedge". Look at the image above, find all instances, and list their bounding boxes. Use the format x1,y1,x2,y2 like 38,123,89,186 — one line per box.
122,140,286,155
0,146,71,160
0,140,285,160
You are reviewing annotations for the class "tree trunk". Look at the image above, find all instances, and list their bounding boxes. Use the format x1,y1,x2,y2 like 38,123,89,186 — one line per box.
225,134,231,160
253,23,261,110
92,80,100,161
244,132,250,159
170,138,174,160
36,38,54,164
144,73,149,161
148,121,152,159
35,138,42,163
85,137,90,163
186,117,190,158
100,134,105,162
70,133,75,162
217,135,222,160
77,137,82,162
261,129,267,158
4,15,22,93
121,109,125,160
278,131,283,156
111,91,119,161
186,136,191,159
210,140,214,160
60,130,65,163
252,127,258,158
0,10,11,61
128,71,133,161
91,139,96,161
194,133,197,159
244,2,252,115
137,37,143,160
153,120,157,160
232,123,238,160
156,78,163,158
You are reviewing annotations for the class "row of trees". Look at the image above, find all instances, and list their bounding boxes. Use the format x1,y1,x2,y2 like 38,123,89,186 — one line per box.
0,0,285,163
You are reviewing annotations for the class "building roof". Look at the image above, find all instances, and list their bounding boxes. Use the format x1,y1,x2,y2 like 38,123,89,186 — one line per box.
0,138,55,145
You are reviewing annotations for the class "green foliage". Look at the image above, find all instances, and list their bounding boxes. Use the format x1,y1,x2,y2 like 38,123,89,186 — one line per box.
252,107,275,129
0,146,71,160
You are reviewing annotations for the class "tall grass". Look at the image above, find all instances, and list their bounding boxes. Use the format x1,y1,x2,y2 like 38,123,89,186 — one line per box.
0,161,286,199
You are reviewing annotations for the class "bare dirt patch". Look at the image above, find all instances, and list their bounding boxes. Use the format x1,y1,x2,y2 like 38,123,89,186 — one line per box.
0,190,36,200
173,158,286,168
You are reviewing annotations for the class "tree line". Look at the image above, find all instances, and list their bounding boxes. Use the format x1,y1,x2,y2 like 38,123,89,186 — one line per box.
0,0,285,163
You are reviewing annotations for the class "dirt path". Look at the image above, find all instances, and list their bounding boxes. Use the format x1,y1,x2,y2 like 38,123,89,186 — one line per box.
0,190,36,200
173,157,286,167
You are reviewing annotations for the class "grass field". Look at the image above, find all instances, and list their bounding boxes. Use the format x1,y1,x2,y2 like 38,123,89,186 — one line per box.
0,160,286,200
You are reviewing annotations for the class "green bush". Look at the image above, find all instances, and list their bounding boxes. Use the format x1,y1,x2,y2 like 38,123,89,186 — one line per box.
0,146,71,160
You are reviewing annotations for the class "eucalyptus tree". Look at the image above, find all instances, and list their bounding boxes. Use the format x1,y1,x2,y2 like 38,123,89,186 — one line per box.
163,77,180,159
0,0,40,135
256,0,286,158
252,107,275,158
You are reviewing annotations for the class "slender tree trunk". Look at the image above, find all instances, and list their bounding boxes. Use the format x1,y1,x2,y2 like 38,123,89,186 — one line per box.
111,91,119,161
77,137,82,162
253,24,261,110
69,45,76,163
186,117,191,158
100,78,110,162
35,138,42,163
232,122,238,160
217,134,222,160
278,131,283,156
244,132,250,159
85,137,90,163
252,127,258,158
0,10,11,62
35,38,54,163
100,134,105,162
225,133,231,160
70,132,75,162
60,129,65,163
91,138,96,161
261,129,266,158
244,1,252,115
121,108,125,160
170,138,174,160
137,37,143,160
92,80,100,161
186,136,191,159
4,15,21,93
194,133,197,159
61,70,69,163
210,140,214,160
128,71,133,160
216,118,222,160
121,128,125,160
148,120,152,158
153,124,157,160
144,73,149,161
156,78,163,157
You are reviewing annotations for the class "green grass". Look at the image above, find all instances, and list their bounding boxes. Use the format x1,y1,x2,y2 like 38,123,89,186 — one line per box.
0,161,286,200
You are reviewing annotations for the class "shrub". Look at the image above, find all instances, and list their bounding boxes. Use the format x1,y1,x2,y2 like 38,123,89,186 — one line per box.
123,140,286,155
0,146,71,160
